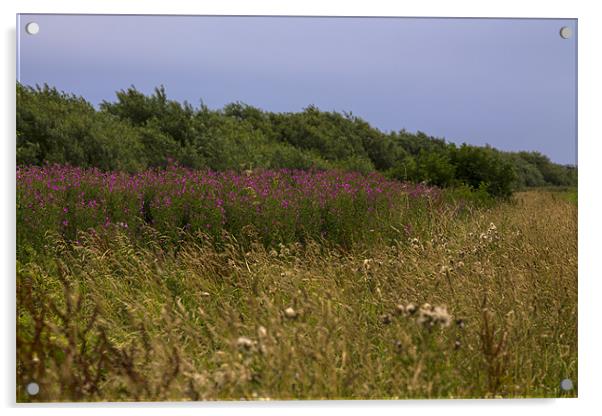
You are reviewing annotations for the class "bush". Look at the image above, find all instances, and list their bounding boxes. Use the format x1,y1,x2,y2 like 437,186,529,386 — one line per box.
450,145,517,198
17,83,576,196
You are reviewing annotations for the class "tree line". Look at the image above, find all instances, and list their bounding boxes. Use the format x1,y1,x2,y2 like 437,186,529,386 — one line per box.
17,83,577,197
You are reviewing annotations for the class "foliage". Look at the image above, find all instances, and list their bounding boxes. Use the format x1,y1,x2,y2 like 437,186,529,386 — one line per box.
450,145,517,198
17,84,577,198
17,85,146,172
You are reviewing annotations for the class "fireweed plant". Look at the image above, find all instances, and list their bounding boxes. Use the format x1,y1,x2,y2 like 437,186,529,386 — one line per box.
17,164,443,251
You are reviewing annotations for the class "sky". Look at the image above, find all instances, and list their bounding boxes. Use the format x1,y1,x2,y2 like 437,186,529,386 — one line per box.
17,15,577,165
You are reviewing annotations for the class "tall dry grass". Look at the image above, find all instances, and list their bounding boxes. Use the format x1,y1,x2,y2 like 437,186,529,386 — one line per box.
16,191,577,401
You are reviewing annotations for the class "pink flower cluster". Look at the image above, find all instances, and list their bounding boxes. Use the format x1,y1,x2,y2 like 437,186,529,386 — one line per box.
17,164,440,246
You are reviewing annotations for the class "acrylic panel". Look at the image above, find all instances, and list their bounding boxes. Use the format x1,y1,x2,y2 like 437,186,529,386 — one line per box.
16,14,577,402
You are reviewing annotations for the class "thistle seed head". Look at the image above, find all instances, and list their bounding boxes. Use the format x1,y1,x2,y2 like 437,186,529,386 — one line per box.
395,304,406,315
284,307,297,319
236,336,255,351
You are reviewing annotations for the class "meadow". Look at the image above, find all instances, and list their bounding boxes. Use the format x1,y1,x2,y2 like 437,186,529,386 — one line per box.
16,165,577,401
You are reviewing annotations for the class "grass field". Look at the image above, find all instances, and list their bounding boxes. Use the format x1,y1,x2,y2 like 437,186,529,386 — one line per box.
16,183,577,401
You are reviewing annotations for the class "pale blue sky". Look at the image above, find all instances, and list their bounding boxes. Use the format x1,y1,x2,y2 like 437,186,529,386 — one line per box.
17,15,577,164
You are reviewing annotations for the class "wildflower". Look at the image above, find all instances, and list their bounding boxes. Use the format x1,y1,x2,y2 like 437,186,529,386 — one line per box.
284,307,297,319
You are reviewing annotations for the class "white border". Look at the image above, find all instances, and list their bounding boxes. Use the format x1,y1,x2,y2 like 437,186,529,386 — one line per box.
2,1,600,415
